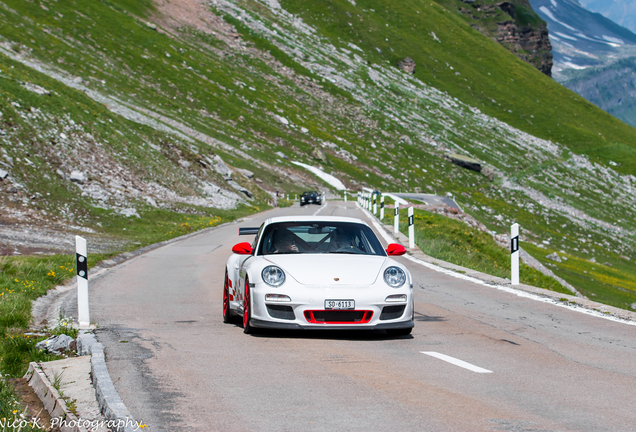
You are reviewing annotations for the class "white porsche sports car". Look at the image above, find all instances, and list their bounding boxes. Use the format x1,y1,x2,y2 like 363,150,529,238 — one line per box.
223,216,414,336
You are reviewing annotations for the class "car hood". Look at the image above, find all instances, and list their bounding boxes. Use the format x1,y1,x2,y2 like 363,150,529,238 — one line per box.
264,254,387,285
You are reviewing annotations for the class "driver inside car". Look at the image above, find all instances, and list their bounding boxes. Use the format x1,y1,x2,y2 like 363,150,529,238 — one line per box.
329,228,358,252
271,229,300,253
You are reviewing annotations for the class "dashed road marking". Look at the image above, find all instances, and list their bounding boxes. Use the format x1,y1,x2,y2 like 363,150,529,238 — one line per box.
313,201,328,216
421,351,493,373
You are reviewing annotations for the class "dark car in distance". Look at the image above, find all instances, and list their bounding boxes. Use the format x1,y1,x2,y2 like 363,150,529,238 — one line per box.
300,191,322,206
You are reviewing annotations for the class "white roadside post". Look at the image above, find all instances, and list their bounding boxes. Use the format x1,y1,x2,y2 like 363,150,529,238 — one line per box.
394,202,400,234
511,223,520,285
373,194,377,215
76,235,90,328
408,207,415,249
344,190,347,202
380,195,385,220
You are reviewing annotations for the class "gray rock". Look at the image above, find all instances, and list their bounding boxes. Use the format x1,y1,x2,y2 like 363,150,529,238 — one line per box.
212,155,233,178
36,334,75,354
178,159,191,169
227,180,253,198
119,208,140,218
311,147,327,163
0,169,7,180
144,196,158,207
236,168,254,179
546,252,562,262
275,115,289,125
399,135,413,145
446,153,482,172
146,22,157,31
70,170,88,183
482,166,495,181
276,151,288,160
397,57,416,74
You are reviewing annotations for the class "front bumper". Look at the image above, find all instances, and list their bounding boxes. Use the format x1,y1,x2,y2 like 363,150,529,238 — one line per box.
249,282,413,330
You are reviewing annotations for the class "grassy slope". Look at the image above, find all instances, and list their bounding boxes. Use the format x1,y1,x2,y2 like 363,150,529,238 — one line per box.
0,53,263,243
280,0,636,173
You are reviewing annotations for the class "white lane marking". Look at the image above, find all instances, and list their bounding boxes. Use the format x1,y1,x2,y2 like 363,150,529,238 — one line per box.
313,201,328,216
358,203,636,327
421,352,493,374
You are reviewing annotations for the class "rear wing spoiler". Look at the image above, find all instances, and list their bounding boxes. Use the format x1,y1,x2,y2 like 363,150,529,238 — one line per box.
239,227,259,235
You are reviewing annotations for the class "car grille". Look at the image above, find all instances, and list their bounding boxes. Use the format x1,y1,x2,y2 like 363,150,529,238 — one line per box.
304,310,373,324
380,305,406,320
266,304,295,320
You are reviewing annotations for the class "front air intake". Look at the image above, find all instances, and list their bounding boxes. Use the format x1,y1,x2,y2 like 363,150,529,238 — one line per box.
304,310,373,324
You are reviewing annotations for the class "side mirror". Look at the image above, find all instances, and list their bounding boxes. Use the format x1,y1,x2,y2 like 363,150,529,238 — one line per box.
232,242,253,255
386,243,406,256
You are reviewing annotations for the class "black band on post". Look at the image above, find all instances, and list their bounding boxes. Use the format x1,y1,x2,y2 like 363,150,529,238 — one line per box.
511,236,519,254
76,253,88,280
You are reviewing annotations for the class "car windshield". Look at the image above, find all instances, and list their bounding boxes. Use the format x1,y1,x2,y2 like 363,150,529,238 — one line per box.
258,222,386,256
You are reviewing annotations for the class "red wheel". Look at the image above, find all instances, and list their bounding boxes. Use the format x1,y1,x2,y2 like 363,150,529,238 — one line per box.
223,270,232,323
243,277,253,334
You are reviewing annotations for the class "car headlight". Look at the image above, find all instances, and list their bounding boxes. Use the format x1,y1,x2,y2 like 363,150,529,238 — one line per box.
384,266,406,288
262,266,286,287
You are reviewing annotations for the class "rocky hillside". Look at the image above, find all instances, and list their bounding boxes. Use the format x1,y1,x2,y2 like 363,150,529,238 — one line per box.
1,0,636,310
452,0,553,75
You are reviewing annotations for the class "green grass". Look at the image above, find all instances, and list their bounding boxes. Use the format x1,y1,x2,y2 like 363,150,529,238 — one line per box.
523,243,636,310
0,255,76,378
383,207,570,293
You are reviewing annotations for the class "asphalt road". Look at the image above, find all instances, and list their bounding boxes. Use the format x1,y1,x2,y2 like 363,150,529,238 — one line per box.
390,193,462,210
85,201,636,432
